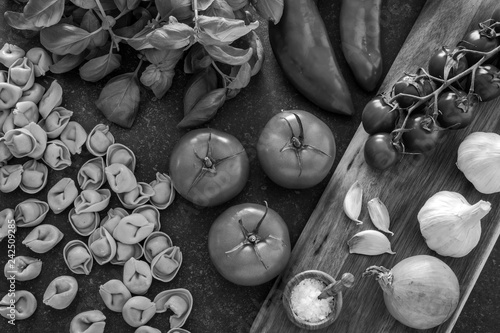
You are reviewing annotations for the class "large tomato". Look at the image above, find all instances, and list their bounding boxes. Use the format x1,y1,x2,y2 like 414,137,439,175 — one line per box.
256,110,336,189
169,128,249,207
208,202,291,286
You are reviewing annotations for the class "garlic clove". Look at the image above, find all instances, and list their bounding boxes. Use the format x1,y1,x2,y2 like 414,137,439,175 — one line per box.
343,181,363,225
347,230,395,255
367,198,393,236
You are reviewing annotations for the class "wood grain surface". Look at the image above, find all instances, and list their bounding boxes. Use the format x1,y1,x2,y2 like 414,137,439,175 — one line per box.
250,0,500,332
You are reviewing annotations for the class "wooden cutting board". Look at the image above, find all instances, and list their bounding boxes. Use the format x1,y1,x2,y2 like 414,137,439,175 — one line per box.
250,0,500,332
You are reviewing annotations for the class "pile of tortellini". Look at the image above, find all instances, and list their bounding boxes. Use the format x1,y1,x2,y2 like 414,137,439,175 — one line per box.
0,43,192,332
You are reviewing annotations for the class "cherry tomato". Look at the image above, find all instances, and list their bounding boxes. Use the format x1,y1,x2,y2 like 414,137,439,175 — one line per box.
257,110,335,189
364,133,399,170
437,90,477,129
458,29,498,65
208,202,291,286
169,128,249,207
392,73,435,108
428,47,468,81
402,115,441,153
473,64,500,101
362,96,399,134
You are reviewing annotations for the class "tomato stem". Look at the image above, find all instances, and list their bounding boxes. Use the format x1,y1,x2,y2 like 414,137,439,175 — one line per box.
280,113,331,177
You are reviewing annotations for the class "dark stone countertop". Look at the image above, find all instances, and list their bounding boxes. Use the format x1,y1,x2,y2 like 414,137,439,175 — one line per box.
1,1,499,332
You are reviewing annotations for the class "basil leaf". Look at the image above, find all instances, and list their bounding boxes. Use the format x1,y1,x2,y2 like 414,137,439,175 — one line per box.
177,88,227,129
114,7,152,38
4,12,41,31
70,0,97,9
197,0,215,11
155,0,193,21
81,10,109,49
140,64,176,99
23,0,65,20
184,43,212,74
49,52,87,74
95,72,141,128
204,44,252,66
196,15,259,46
183,66,218,115
204,0,235,19
227,62,251,89
147,17,195,50
5,0,65,30
142,48,184,68
40,23,92,55
79,53,121,82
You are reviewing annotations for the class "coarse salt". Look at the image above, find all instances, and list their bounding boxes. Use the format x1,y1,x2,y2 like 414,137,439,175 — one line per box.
290,278,334,323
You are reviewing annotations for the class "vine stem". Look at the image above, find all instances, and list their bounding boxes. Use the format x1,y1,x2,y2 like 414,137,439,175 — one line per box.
391,43,500,143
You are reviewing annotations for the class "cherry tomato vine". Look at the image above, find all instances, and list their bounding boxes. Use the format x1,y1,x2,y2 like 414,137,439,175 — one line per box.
362,14,500,170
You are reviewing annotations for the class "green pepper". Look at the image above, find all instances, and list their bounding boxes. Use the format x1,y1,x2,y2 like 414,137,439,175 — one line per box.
269,0,354,116
340,0,382,92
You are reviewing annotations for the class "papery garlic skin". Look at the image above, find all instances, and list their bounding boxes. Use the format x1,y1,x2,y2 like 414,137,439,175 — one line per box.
418,191,491,258
457,132,500,194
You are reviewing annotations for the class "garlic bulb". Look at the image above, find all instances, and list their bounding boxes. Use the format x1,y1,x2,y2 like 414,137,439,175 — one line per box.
417,191,491,258
457,132,500,194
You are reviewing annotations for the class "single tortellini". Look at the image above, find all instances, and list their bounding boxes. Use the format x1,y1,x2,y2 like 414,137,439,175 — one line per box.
143,231,173,263
78,156,106,191
0,82,23,109
8,57,35,91
64,240,93,275
43,275,78,310
70,310,106,333
153,288,193,329
43,139,71,170
113,213,155,245
105,163,137,193
0,164,23,193
0,290,37,320
74,189,111,214
123,258,152,295
86,124,114,156
68,208,100,237
3,122,47,159
14,198,49,227
22,224,64,253
149,172,175,210
20,159,48,194
12,100,39,127
122,296,156,328
19,82,45,104
4,255,42,281
99,279,132,312
47,177,79,214
60,121,87,155
150,246,183,283
106,143,136,171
